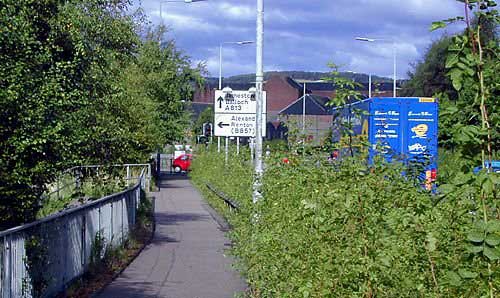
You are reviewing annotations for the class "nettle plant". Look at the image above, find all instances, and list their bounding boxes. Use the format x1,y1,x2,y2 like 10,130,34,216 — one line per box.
323,63,369,157
432,0,499,296
431,0,499,165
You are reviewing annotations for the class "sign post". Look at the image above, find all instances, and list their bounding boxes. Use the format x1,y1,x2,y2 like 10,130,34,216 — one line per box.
214,90,267,138
254,0,264,204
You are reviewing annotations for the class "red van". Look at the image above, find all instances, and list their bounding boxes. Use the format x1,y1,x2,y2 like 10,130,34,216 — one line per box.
172,154,192,172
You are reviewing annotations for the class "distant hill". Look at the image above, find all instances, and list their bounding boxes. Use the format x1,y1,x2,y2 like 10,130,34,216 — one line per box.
205,71,392,85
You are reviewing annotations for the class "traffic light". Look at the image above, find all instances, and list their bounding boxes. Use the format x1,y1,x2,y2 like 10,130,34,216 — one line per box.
202,123,213,137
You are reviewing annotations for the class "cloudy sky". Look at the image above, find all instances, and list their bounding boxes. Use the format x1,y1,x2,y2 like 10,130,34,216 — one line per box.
133,0,466,79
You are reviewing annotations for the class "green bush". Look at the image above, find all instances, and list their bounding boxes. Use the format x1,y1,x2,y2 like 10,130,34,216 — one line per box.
191,147,499,297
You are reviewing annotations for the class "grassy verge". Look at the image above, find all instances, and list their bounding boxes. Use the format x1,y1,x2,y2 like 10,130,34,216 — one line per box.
191,146,499,298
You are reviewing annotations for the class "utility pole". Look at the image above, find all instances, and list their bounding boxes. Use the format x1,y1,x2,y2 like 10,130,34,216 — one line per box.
393,41,397,97
368,73,372,98
355,37,397,97
302,82,306,133
253,0,264,204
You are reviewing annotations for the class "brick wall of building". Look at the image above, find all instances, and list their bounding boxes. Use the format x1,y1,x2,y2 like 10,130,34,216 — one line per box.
264,76,301,113
310,90,334,98
192,85,214,103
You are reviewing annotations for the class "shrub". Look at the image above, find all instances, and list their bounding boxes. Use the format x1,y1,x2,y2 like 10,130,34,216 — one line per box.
191,147,499,297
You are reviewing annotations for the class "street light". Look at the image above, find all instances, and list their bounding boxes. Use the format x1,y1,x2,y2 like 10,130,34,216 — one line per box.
159,0,206,21
217,41,253,157
253,0,264,204
355,37,397,97
345,70,372,98
218,41,254,90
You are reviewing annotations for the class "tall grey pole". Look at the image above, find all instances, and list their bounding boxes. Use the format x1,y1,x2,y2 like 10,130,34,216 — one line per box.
253,0,264,204
236,137,240,155
160,2,165,25
368,73,372,98
219,44,223,90
302,82,306,133
218,44,222,154
393,42,397,97
225,137,229,164
250,137,254,163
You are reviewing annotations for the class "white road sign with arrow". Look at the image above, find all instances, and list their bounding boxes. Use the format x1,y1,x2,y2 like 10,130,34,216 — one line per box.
214,90,266,114
214,90,267,137
214,113,266,137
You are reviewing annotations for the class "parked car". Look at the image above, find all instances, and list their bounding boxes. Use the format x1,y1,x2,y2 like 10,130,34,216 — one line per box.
172,154,192,173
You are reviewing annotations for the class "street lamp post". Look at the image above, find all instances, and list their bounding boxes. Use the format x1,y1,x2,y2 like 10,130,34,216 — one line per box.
218,41,254,90
253,0,264,204
369,73,372,98
355,37,397,97
218,41,254,154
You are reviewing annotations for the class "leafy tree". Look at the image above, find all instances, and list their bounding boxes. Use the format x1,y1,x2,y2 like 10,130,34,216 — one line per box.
400,37,458,100
431,1,499,296
431,0,499,162
0,1,202,229
132,27,203,145
323,63,365,157
193,107,214,136
0,0,137,228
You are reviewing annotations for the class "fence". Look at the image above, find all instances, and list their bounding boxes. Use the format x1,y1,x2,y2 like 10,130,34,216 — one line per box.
44,164,152,203
0,167,149,298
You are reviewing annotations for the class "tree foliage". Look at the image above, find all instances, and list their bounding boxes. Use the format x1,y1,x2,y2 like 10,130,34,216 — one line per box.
193,107,214,136
400,37,458,99
431,0,499,160
0,0,201,228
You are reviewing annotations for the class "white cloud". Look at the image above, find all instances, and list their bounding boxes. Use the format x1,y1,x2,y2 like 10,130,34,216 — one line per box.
165,13,221,31
218,2,254,20
136,0,466,78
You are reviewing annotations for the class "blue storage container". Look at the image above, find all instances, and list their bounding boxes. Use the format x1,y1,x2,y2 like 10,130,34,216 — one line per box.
332,97,439,188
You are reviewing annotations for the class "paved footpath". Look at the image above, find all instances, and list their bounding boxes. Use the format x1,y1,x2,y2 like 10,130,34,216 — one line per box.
96,175,246,298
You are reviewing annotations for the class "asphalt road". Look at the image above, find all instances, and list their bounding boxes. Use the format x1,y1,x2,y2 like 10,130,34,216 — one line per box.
95,175,246,298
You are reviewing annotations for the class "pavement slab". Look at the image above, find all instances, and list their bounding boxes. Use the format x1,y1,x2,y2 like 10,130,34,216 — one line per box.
95,175,246,298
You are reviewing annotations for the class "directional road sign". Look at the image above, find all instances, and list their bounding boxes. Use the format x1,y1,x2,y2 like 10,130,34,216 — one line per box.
214,113,266,137
214,90,267,114
214,90,267,137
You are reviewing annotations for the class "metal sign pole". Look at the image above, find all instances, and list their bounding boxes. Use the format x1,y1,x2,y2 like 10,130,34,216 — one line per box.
369,73,372,98
225,137,229,164
218,136,221,153
237,137,240,155
250,137,254,163
253,0,264,204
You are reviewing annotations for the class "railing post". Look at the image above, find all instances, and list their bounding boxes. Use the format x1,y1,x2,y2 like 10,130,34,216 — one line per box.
98,205,101,243
81,214,86,267
147,164,151,192
126,165,130,186
75,168,81,190
57,176,60,201
121,197,124,244
0,236,3,298
8,236,12,298
62,216,68,291
110,201,113,246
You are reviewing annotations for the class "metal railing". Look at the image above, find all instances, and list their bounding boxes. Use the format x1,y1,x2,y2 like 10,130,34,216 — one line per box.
44,164,152,203
205,183,240,211
0,167,149,298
